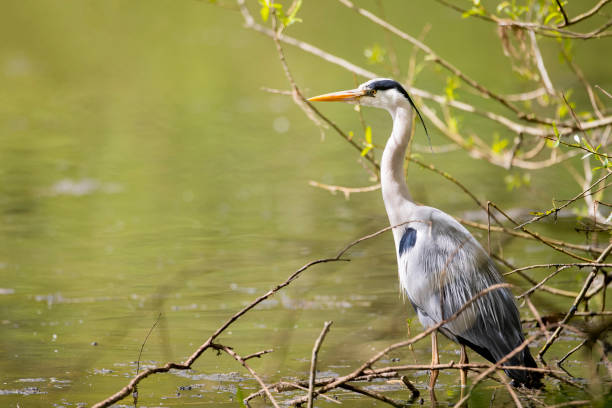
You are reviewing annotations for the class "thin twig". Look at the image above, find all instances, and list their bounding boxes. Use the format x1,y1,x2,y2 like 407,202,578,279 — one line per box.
212,343,281,408
133,313,162,406
557,339,588,367
497,371,523,408
243,349,274,361
596,85,612,99
400,375,420,401
539,241,612,359
309,180,380,199
528,30,555,95
516,171,612,229
308,321,333,408
453,335,539,408
340,383,406,407
136,313,162,376
525,295,551,341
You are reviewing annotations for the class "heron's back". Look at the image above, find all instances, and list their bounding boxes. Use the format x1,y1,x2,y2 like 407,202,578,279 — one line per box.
394,207,542,387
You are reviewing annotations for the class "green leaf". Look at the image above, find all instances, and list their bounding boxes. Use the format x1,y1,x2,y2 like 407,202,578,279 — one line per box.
504,173,530,191
364,44,386,64
544,11,561,25
496,1,510,14
445,76,460,101
492,133,509,154
282,0,303,27
365,126,372,144
259,0,270,21
546,122,560,148
462,7,484,18
361,126,374,156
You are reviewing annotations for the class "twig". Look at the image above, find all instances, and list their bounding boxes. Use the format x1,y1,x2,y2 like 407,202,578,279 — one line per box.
596,85,612,99
243,349,274,361
528,30,555,95
133,313,162,406
539,241,612,359
494,255,580,298
459,218,604,255
246,381,341,405
308,321,333,408
409,157,501,225
557,339,588,367
136,313,162,376
497,371,523,408
549,401,592,408
488,202,593,262
367,362,561,376
400,375,420,401
340,383,406,407
212,343,280,408
309,180,381,199
453,335,538,408
516,171,612,229
517,266,570,299
565,0,612,26
525,295,551,341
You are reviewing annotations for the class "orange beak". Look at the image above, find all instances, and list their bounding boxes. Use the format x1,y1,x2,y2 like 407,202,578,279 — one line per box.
308,88,367,102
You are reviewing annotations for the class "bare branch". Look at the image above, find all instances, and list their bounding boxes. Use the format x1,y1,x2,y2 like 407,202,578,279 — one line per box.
339,383,406,407
539,241,612,359
528,30,555,95
212,344,280,408
308,321,333,408
309,180,380,200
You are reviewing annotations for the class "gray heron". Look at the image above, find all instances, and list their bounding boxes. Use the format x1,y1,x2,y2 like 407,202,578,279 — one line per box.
308,78,543,389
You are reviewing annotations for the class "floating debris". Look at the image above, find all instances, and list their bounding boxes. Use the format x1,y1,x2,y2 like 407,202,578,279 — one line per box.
44,178,123,197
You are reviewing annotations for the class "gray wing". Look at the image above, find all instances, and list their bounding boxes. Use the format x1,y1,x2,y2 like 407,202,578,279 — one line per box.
398,208,525,364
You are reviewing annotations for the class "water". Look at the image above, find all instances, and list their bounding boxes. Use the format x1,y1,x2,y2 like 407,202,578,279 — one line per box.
1,1,609,406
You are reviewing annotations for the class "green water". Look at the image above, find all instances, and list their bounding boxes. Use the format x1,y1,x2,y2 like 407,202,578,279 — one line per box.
1,1,610,406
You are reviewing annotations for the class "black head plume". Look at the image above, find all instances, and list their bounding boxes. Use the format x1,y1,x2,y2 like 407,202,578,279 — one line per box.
366,79,431,148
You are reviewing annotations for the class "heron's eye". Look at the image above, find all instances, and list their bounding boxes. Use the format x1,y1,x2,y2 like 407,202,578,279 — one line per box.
366,89,377,97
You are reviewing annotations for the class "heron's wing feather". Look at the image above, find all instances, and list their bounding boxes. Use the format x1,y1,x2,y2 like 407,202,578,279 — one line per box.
399,208,524,363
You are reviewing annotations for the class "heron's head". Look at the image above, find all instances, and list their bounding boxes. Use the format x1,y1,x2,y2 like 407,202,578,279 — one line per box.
308,78,412,112
308,78,429,141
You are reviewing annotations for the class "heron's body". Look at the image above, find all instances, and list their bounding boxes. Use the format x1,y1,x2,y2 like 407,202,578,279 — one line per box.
310,78,542,388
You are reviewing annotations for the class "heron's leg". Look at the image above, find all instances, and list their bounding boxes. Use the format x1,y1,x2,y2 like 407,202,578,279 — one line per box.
459,344,468,387
429,331,439,390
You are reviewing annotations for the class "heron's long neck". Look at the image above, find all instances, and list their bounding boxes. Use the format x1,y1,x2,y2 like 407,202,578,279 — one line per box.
381,105,415,223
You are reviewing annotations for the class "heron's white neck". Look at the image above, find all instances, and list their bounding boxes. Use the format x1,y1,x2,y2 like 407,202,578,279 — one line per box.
381,105,415,224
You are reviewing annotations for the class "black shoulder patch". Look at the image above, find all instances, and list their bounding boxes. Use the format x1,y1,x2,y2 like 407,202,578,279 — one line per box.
398,227,417,255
